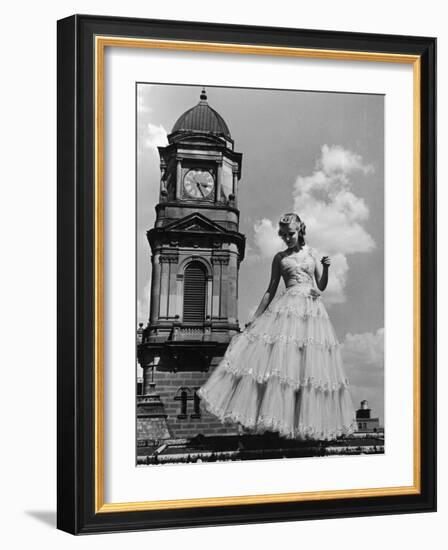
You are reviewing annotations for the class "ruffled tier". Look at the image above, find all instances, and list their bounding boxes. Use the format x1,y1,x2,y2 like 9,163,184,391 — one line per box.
198,371,357,440
198,285,357,440
224,287,347,390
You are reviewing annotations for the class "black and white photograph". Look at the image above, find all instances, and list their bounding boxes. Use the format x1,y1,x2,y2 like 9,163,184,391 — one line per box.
0,0,441,542
136,83,385,465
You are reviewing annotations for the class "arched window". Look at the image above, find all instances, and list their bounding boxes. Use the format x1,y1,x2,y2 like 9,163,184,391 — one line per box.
191,388,201,419
183,261,206,323
174,387,190,419
180,390,188,416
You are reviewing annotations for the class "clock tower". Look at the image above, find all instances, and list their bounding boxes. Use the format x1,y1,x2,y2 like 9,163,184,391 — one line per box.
137,89,245,442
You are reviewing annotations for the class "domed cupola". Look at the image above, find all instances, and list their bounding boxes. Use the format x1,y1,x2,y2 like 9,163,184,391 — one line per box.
170,89,232,144
155,86,243,209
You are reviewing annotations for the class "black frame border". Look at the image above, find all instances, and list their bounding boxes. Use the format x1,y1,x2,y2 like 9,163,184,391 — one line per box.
57,14,436,534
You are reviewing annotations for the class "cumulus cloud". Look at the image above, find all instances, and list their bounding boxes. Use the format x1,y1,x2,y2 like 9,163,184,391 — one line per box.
322,253,348,304
251,145,376,303
137,84,168,155
136,85,169,327
319,144,373,176
137,84,153,114
341,328,384,422
144,123,168,150
342,328,384,367
293,145,375,258
253,218,283,259
136,85,168,225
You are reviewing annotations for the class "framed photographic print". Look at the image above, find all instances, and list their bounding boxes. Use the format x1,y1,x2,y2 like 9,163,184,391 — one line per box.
57,14,436,534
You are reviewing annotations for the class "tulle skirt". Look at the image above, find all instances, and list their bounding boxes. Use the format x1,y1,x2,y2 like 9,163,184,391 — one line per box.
197,284,357,440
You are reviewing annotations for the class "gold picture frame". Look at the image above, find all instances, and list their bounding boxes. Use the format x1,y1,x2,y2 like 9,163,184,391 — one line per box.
58,15,436,534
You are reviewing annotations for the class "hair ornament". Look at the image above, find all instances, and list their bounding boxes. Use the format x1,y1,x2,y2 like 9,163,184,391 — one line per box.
279,213,297,225
278,212,306,245
278,213,305,234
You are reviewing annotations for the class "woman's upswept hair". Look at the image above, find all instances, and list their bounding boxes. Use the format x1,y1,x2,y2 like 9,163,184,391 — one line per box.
278,212,306,246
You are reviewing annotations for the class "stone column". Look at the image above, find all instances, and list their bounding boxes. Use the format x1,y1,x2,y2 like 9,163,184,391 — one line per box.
216,162,223,201
227,250,238,324
159,256,169,318
143,364,154,395
233,172,238,207
176,159,182,199
220,257,229,320
159,163,166,197
149,252,161,324
168,256,179,318
211,257,221,319
206,276,213,319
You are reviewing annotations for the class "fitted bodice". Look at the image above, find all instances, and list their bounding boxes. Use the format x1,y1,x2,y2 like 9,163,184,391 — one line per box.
279,246,316,289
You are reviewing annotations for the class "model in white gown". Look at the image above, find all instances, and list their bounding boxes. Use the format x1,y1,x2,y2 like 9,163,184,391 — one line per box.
198,217,357,441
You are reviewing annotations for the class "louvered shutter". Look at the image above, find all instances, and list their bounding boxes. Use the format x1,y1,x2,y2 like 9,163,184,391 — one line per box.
183,262,206,323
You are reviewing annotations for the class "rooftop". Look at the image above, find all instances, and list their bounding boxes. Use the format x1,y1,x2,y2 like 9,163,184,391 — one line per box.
171,88,231,141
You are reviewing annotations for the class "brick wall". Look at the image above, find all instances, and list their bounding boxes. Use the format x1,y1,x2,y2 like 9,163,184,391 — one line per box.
153,367,238,438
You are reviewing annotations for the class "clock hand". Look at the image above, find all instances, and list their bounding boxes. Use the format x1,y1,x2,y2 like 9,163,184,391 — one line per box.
196,182,205,197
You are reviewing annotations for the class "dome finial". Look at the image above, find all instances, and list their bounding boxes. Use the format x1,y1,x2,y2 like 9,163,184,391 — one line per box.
170,87,231,140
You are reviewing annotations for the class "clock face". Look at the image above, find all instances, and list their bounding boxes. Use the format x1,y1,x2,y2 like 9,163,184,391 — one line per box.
183,169,214,199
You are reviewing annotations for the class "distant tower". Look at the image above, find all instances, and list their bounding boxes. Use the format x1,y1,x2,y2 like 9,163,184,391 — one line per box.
357,400,370,416
137,88,245,441
356,400,381,433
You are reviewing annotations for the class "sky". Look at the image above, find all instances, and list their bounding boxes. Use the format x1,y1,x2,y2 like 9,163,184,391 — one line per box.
137,83,384,424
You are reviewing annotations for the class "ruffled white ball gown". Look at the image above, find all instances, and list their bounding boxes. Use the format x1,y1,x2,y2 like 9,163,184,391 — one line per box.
197,245,357,440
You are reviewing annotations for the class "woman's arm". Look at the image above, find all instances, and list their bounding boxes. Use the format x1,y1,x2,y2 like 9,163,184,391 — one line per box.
247,252,282,324
315,256,330,291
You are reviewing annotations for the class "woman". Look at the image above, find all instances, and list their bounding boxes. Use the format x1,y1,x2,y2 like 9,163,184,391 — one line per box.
197,213,356,440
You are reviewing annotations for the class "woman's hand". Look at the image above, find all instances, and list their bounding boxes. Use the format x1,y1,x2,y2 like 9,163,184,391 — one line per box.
321,256,331,268
315,256,330,292
309,288,321,300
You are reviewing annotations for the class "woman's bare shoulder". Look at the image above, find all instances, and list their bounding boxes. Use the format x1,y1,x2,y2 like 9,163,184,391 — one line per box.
273,250,288,263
